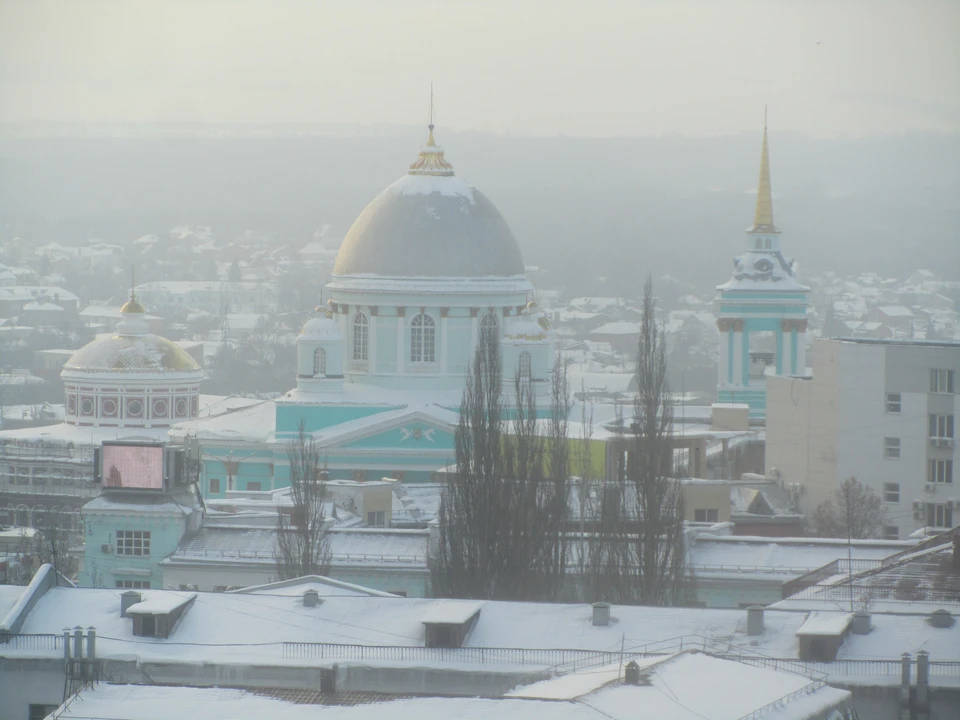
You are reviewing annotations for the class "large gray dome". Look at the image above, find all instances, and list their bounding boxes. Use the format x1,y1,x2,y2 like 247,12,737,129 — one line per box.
333,134,525,279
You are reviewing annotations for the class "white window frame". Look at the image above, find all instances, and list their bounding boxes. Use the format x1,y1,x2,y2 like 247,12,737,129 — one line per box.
883,482,900,503
116,530,151,556
883,437,901,459
410,313,436,364
885,392,901,413
694,508,719,523
927,503,954,529
352,312,368,361
928,459,953,484
366,510,386,528
930,368,955,394
928,414,955,439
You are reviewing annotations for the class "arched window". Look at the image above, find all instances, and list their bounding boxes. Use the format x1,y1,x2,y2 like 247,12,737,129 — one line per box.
352,312,368,361
518,351,532,382
410,313,436,363
480,311,499,342
313,347,327,376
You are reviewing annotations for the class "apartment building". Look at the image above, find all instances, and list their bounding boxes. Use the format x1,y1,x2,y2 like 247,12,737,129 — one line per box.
766,338,959,539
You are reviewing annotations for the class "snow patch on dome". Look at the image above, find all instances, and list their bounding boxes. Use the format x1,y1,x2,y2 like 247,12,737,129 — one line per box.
387,173,476,204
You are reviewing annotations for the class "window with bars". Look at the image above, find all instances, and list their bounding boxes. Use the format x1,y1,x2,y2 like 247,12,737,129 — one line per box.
885,393,901,413
313,347,327,376
928,414,955,439
352,312,368,361
883,482,900,503
883,437,901,459
518,351,532,382
928,459,954,484
930,368,955,394
410,313,436,363
116,530,150,556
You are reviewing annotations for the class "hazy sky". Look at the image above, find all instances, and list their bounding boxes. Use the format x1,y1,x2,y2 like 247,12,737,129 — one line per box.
1,0,957,136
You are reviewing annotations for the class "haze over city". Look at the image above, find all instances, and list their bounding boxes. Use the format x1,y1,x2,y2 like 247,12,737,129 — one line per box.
0,3,958,719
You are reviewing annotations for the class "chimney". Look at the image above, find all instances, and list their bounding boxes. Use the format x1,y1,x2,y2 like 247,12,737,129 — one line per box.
900,653,911,711
592,602,611,627
624,660,641,685
86,627,96,661
916,650,930,710
851,611,871,635
120,591,142,618
746,606,764,636
73,626,84,660
303,589,320,608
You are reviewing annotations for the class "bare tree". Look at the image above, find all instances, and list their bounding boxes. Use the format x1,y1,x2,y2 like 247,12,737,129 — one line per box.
10,515,78,585
627,277,688,605
431,318,505,599
275,420,331,579
811,476,887,539
431,322,570,601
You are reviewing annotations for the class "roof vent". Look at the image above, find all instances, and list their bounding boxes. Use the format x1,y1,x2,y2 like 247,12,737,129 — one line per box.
851,611,872,635
624,660,641,685
746,605,764,636
303,589,320,608
929,609,955,629
120,591,142,618
592,602,611,627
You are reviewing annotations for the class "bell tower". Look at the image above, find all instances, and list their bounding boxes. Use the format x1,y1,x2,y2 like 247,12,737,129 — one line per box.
716,116,810,419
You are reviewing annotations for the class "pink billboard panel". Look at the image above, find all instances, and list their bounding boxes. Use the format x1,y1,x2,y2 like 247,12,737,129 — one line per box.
102,444,164,490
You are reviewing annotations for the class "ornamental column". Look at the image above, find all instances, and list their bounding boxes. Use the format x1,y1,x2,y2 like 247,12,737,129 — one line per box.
440,307,449,376
395,308,405,376
717,318,732,385
369,307,378,374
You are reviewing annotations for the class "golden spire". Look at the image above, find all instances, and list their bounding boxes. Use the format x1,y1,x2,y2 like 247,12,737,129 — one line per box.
752,107,777,232
409,84,455,177
120,263,146,314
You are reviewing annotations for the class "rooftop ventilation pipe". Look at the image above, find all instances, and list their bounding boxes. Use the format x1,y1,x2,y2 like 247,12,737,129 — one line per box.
303,589,320,608
624,660,641,685
592,602,611,627
746,606,764,636
120,591,142,618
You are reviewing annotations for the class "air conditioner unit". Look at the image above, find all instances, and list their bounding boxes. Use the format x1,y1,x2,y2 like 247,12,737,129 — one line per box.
912,499,924,510
924,483,935,493
913,508,925,522
101,543,112,554
947,499,958,511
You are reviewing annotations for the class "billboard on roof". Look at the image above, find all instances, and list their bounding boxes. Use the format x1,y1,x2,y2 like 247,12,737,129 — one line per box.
101,442,165,491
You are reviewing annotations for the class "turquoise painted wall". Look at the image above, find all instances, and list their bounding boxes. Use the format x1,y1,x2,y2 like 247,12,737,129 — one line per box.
276,403,396,435
80,508,186,589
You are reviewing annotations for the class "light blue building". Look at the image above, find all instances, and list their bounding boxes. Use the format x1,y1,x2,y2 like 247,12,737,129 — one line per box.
175,124,556,498
716,122,810,419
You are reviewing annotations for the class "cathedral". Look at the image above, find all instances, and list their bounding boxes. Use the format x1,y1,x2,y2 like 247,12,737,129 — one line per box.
176,124,556,494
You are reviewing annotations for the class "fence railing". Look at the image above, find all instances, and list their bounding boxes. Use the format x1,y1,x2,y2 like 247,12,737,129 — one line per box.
782,582,960,605
283,642,618,668
180,549,425,565
0,633,64,651
782,558,885,599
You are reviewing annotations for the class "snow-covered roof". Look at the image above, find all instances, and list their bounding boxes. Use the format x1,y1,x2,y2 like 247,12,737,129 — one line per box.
63,334,202,374
422,600,483,625
125,591,196,615
9,586,959,668
50,651,853,719
590,322,640,336
877,305,914,317
795,612,853,637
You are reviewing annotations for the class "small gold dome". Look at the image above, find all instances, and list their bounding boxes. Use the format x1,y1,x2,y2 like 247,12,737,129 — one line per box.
120,294,146,314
